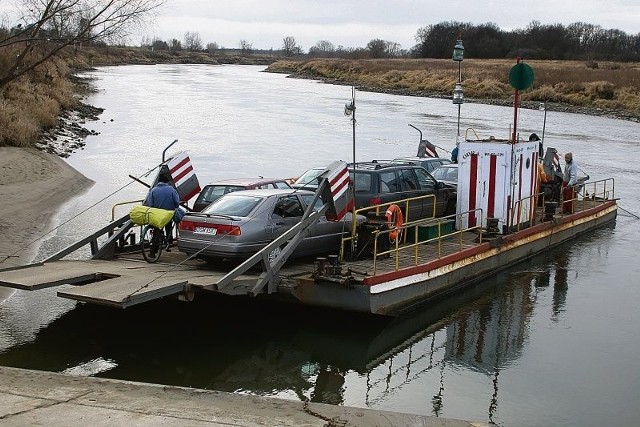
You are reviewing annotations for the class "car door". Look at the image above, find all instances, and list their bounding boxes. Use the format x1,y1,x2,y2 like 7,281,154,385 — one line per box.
398,168,425,222
268,194,304,242
414,167,443,217
378,169,401,208
299,194,342,253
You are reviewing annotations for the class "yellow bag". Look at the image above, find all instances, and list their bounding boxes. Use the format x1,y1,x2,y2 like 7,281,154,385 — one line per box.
129,205,174,228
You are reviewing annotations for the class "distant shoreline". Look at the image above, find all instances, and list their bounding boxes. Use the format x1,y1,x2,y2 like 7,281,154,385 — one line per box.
265,59,640,124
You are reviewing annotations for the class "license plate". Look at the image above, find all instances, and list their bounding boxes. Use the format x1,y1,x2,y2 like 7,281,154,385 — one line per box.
194,226,217,235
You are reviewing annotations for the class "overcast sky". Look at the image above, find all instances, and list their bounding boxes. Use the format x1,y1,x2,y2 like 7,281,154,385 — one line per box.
1,0,638,51
148,0,640,51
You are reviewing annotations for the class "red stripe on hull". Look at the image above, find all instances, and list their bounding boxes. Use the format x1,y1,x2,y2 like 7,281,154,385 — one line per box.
468,153,478,227
488,154,497,218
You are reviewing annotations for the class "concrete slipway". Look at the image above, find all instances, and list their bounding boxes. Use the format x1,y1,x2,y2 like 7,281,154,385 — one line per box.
0,366,485,426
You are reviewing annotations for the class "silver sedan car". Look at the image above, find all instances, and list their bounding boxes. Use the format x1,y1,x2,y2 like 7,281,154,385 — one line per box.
177,188,362,260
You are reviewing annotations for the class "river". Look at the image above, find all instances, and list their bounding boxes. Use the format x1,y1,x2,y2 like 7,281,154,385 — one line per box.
1,64,639,426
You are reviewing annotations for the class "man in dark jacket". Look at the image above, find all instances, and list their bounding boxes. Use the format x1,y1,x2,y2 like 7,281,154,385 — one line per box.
143,173,180,247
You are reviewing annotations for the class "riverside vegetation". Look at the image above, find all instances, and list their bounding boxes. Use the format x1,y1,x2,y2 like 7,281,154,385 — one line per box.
1,46,639,155
267,58,640,122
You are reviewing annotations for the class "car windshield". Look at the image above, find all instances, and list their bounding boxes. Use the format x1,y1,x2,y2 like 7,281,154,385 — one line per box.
202,195,263,217
199,185,244,204
432,166,457,181
295,168,324,185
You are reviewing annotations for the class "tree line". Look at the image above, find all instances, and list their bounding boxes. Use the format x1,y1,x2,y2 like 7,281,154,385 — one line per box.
2,0,640,91
413,21,640,61
140,21,640,62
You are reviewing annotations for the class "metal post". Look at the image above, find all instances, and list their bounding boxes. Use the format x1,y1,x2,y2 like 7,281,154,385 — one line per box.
457,61,461,137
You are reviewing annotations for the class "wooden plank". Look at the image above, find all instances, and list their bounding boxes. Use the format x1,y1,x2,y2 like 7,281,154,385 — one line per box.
57,275,188,308
0,261,107,290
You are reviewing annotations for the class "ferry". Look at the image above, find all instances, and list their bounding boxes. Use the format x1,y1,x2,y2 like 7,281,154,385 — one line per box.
0,137,617,317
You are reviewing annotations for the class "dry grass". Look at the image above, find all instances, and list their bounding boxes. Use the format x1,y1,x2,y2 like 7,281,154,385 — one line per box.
0,50,78,147
268,58,640,117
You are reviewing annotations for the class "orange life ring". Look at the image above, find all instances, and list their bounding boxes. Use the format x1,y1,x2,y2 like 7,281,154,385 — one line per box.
385,204,404,242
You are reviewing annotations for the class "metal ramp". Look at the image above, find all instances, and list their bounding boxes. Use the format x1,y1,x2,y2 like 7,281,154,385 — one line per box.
0,259,249,309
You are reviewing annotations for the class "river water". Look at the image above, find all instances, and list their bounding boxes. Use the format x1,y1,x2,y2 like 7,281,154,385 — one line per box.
1,65,639,426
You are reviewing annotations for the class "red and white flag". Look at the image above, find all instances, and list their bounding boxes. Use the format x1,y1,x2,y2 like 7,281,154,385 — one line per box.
321,161,354,221
165,152,201,202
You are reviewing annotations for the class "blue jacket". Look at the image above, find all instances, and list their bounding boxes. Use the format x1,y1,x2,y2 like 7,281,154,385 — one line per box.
143,182,180,210
451,147,459,163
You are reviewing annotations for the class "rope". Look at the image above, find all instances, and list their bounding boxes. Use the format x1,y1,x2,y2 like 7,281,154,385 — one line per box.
0,163,161,265
617,205,640,219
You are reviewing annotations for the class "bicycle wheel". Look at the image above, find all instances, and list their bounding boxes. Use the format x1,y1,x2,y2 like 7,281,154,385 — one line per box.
141,225,163,263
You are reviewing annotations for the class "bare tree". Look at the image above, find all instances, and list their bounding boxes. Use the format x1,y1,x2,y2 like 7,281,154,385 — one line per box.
169,38,181,51
206,42,218,54
0,0,165,88
308,39,335,57
281,35,301,57
239,39,252,54
366,38,402,58
184,31,202,51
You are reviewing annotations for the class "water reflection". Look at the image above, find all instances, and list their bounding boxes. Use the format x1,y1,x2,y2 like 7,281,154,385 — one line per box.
0,221,628,427
0,245,573,415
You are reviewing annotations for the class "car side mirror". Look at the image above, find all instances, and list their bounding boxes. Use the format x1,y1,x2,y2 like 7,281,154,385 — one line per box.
436,181,445,189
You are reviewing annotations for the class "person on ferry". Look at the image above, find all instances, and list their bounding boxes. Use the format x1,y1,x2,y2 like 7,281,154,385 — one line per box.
143,172,180,249
451,142,459,163
562,152,578,213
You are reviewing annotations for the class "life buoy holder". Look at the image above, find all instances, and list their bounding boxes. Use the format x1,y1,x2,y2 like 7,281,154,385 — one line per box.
385,204,404,242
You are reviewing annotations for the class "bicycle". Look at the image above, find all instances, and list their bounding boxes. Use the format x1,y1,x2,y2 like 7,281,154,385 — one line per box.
141,225,165,263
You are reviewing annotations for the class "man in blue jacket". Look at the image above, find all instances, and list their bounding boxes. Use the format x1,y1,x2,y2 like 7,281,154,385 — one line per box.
143,173,180,248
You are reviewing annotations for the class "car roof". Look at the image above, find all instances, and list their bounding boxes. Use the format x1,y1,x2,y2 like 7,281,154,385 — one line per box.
349,161,424,171
202,178,289,186
392,157,452,164
222,188,315,197
393,156,445,162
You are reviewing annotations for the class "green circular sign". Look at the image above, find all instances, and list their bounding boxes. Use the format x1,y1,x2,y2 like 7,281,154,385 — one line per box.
509,63,535,90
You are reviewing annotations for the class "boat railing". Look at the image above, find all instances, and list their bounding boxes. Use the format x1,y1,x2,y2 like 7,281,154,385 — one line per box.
509,193,538,232
111,199,144,221
369,208,484,275
559,177,615,215
343,194,438,259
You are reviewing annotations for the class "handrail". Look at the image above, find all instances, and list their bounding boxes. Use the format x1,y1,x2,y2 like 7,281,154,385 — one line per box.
558,177,615,216
344,194,437,260
370,208,484,275
464,128,481,141
112,199,144,221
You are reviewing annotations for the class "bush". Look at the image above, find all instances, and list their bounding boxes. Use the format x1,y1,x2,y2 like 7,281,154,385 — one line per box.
586,81,616,100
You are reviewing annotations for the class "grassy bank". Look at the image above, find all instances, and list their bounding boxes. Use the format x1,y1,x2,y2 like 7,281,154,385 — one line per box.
0,52,79,148
266,59,640,121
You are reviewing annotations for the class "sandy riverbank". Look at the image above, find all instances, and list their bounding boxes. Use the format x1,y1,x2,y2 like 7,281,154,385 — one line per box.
0,147,93,270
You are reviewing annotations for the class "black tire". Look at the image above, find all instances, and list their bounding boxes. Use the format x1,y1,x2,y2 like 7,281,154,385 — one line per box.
141,225,163,263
